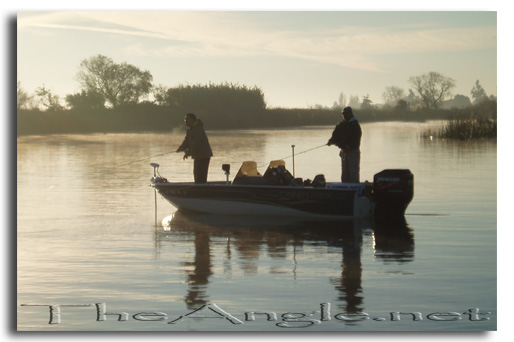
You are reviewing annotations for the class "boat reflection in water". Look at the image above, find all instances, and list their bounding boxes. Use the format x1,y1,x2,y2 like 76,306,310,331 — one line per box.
153,211,414,314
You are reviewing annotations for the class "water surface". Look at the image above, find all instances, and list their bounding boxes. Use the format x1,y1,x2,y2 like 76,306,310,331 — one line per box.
17,123,497,331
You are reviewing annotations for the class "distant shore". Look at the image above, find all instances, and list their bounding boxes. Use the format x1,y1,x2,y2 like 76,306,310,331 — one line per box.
18,103,492,137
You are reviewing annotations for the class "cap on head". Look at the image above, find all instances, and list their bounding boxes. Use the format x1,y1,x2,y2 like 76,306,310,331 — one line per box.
185,113,197,121
184,113,197,127
342,107,353,115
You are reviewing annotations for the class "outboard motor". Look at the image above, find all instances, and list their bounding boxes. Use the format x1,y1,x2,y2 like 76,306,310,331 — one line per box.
373,169,414,217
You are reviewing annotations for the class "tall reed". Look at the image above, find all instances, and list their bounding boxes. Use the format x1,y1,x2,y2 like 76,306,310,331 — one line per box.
422,113,496,140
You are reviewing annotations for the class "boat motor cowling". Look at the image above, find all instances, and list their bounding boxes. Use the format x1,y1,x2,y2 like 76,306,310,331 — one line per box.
373,169,414,217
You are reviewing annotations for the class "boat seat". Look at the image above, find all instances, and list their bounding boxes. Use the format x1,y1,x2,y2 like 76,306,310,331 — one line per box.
232,161,263,184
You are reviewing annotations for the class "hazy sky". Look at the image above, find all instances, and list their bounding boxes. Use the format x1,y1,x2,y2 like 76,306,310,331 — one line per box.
17,10,497,108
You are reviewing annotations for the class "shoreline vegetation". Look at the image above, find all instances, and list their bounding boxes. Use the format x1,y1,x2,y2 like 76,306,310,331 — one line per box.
419,98,497,140
17,56,497,140
17,99,497,139
421,114,497,140
17,56,496,140
18,81,496,139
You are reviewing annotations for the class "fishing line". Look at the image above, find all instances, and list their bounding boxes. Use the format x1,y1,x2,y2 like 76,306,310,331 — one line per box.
118,143,329,171
104,151,178,176
258,143,328,170
115,150,178,168
279,144,328,160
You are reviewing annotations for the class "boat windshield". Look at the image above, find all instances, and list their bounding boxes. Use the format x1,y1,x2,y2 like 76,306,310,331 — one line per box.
262,160,286,177
234,161,262,179
233,160,287,183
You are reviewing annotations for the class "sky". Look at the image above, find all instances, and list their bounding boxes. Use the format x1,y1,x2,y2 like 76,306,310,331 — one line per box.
16,7,498,109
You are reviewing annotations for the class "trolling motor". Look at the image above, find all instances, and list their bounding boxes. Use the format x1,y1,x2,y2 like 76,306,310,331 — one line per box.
222,164,231,184
150,163,159,177
150,163,167,183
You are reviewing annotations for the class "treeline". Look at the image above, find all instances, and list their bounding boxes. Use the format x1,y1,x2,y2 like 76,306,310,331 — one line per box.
17,100,338,135
17,86,497,136
17,55,497,136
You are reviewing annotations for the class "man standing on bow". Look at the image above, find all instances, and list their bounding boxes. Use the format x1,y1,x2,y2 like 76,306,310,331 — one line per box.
176,113,213,184
327,106,362,183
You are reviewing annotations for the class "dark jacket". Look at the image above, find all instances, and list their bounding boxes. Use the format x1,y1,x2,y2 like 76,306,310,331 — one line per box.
328,118,362,152
177,120,213,159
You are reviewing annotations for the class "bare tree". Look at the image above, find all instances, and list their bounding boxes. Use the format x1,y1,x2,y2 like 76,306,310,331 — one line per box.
151,84,170,106
348,95,360,109
35,85,64,111
471,80,488,104
338,91,347,109
383,86,405,107
77,55,153,108
408,72,456,110
361,94,373,109
405,89,422,109
17,81,34,110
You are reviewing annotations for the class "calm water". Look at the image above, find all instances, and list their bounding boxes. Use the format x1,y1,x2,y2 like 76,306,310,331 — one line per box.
17,122,497,331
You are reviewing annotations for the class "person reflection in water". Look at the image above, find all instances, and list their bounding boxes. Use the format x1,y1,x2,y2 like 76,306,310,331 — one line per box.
176,113,213,184
184,231,213,308
327,107,362,183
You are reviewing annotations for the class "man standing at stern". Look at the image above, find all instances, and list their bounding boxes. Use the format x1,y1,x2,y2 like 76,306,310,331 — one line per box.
327,106,362,183
176,113,213,184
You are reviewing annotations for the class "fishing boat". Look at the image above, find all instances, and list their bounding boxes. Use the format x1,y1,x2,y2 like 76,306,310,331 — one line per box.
150,160,413,218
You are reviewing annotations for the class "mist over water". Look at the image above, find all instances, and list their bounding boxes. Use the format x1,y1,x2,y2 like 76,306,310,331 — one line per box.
17,122,496,331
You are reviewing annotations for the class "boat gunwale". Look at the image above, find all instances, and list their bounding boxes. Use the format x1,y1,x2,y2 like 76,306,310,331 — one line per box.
151,181,367,191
